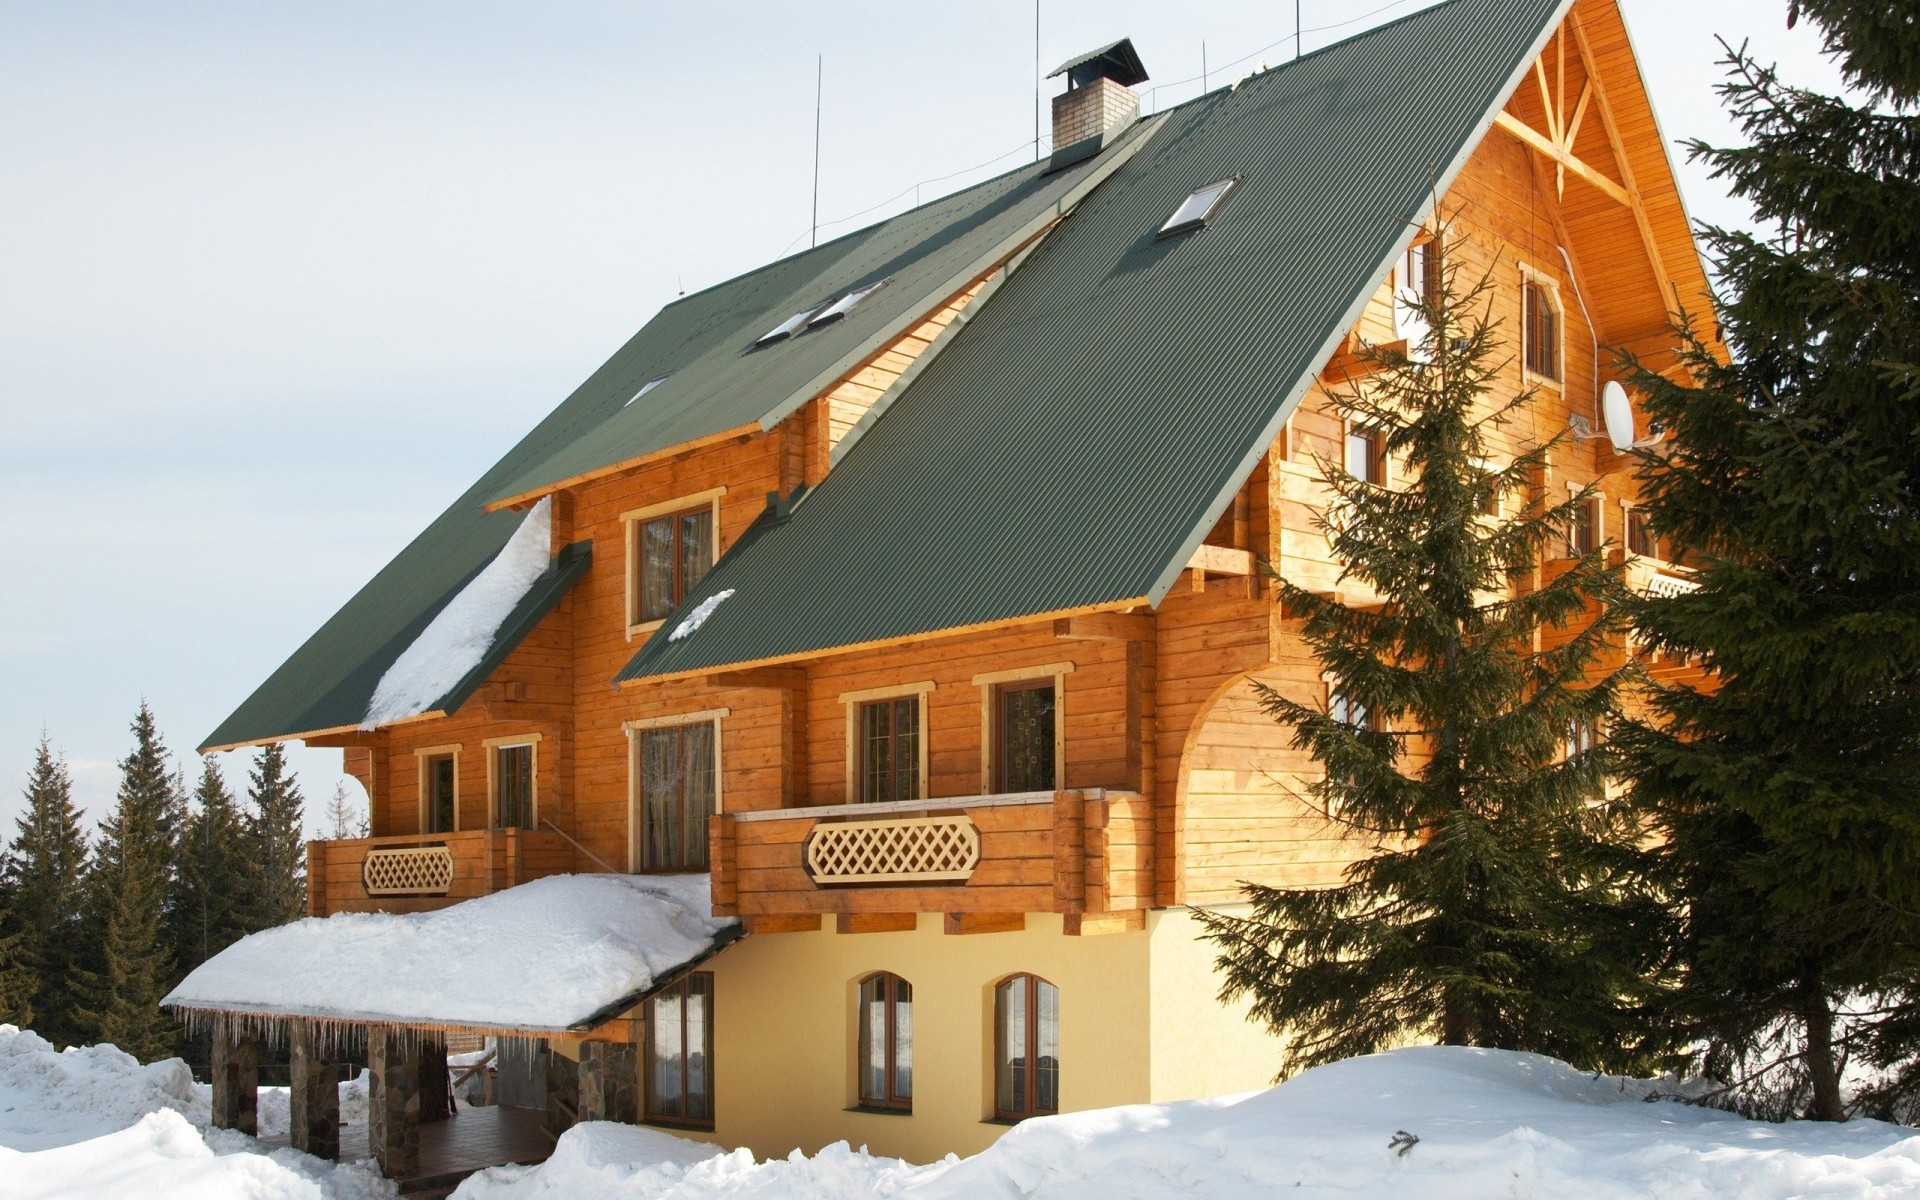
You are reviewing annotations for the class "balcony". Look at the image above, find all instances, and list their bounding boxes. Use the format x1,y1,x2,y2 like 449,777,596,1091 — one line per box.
307,829,573,917
1622,552,1697,599
710,789,1152,928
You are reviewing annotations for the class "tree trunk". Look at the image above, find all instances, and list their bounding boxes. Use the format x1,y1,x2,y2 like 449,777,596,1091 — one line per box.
1441,995,1470,1046
1803,986,1844,1122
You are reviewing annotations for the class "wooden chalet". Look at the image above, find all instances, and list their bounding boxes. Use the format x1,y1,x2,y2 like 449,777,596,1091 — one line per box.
175,0,1711,1183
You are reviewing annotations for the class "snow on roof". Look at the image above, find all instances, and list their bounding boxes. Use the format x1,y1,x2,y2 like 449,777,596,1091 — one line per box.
361,495,553,730
162,873,738,1034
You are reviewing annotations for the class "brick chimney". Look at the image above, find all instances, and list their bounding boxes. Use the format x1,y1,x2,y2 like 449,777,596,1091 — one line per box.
1047,38,1149,169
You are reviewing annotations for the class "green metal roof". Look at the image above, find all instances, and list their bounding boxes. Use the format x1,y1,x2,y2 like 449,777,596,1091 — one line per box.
618,0,1571,684
200,147,1136,751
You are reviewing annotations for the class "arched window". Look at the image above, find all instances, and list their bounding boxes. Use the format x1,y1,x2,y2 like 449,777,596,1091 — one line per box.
858,973,913,1110
993,974,1059,1120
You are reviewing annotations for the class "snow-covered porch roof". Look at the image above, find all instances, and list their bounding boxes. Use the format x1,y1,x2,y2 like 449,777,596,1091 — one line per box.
162,873,741,1039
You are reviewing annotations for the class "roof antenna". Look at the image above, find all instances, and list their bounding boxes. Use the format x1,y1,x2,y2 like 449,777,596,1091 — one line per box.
1296,1,1302,58
1033,0,1041,162
811,55,822,249
1201,40,1208,92
677,274,685,297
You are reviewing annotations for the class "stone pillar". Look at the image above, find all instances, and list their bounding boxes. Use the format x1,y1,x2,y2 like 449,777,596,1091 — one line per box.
210,1027,260,1135
418,1034,451,1123
288,1024,339,1160
577,1041,638,1124
544,1049,578,1138
367,1031,420,1179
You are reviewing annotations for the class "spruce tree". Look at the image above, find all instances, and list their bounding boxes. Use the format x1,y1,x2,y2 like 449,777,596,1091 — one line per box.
0,737,90,1045
1199,243,1660,1074
323,781,366,840
1614,3,1920,1121
245,744,307,930
71,704,180,1060
0,913,33,1028
172,758,249,975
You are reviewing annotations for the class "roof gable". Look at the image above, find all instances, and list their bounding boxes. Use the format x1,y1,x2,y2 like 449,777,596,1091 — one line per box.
619,0,1574,684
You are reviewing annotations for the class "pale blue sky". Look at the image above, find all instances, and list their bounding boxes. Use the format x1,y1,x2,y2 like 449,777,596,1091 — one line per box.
0,1,1838,833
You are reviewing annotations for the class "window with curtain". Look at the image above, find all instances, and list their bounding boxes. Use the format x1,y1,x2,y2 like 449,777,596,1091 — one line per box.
1524,278,1561,380
994,974,1059,1121
1329,689,1373,731
638,722,715,870
1568,496,1598,557
1625,507,1658,558
644,973,714,1126
634,505,714,624
1404,238,1438,306
857,973,913,1111
996,681,1056,793
424,754,455,833
493,744,534,830
859,697,919,804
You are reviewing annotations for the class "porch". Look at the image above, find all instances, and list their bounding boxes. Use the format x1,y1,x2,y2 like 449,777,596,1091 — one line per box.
260,1102,553,1196
709,788,1153,932
306,828,573,916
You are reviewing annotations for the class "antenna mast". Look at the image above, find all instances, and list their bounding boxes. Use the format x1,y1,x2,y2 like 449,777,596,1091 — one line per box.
1034,1,1041,161
811,55,823,249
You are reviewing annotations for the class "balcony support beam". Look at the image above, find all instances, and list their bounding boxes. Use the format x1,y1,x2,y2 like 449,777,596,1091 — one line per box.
837,912,918,934
944,912,1025,935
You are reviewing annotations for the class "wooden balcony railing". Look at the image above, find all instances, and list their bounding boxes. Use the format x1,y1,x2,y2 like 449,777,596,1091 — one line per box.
306,828,573,917
1622,553,1697,599
709,789,1152,922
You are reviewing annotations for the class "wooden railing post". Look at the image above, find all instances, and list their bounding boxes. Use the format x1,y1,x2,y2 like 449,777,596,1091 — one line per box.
711,815,738,917
1052,790,1086,913
505,826,520,891
307,840,328,917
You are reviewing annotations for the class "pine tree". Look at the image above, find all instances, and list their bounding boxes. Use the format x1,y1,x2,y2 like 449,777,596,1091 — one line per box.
71,704,180,1060
1614,4,1920,1121
323,781,366,841
0,915,33,1028
245,744,307,931
0,737,90,1045
1199,241,1661,1075
171,758,249,975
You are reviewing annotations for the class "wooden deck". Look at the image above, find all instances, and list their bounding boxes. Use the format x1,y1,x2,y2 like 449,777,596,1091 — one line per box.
262,1104,553,1194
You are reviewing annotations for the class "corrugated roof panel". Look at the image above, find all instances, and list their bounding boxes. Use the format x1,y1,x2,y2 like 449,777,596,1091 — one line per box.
619,0,1570,684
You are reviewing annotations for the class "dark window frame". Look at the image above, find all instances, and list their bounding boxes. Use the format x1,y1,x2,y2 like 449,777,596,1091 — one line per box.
1524,277,1561,381
858,696,921,805
993,973,1060,1121
1624,507,1658,559
492,742,535,831
857,972,913,1111
632,504,716,626
636,720,717,872
1568,496,1599,557
1403,236,1440,307
643,972,715,1128
1344,425,1385,486
994,679,1058,794
423,753,456,834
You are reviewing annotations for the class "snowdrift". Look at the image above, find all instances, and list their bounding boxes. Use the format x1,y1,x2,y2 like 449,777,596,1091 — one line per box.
162,873,735,1033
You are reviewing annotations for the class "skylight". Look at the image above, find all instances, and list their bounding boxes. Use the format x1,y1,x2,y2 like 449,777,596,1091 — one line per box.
1158,177,1240,237
805,279,889,329
624,376,668,406
754,308,819,347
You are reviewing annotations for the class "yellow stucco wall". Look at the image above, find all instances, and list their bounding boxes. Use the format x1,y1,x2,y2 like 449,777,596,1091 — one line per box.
642,908,1283,1163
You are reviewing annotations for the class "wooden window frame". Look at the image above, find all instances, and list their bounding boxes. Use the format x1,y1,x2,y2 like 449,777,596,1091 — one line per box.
623,487,727,639
643,971,715,1129
972,663,1073,795
1621,502,1658,560
483,734,540,831
1519,263,1564,387
414,744,462,834
1566,483,1602,558
839,682,934,805
856,972,913,1112
624,710,728,873
1342,419,1387,487
992,973,1060,1122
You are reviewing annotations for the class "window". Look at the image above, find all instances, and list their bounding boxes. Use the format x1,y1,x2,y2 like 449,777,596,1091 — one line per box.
807,280,888,329
857,973,913,1111
637,722,716,870
1403,238,1439,308
1158,177,1239,237
492,743,534,831
1344,426,1384,486
644,973,714,1127
1625,508,1658,558
1566,716,1599,760
1568,496,1599,557
1523,277,1561,381
995,681,1057,793
423,753,456,834
859,697,921,804
754,307,818,346
634,505,714,625
1329,689,1374,731
994,974,1060,1121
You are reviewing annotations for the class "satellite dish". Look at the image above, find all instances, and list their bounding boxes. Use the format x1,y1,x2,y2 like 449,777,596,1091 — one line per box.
1602,380,1636,452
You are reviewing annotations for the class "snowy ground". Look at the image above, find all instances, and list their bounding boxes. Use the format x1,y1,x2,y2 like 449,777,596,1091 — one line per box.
6,1023,1920,1200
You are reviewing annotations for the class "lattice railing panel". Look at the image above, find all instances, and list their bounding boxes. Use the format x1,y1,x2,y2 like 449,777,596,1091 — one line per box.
362,845,456,896
1642,572,1699,600
805,816,980,884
